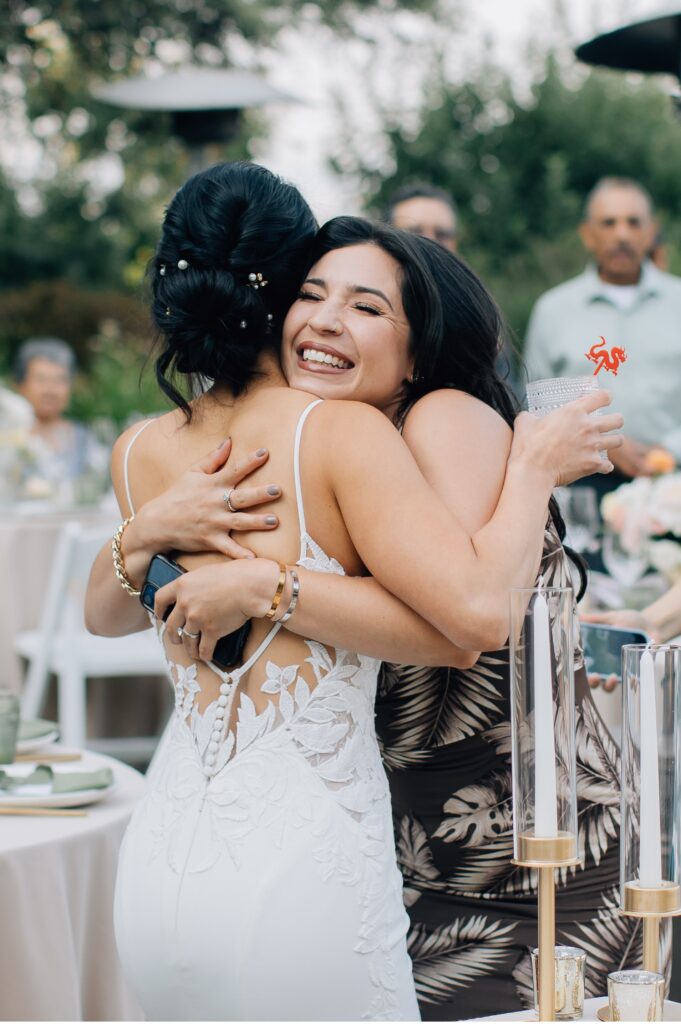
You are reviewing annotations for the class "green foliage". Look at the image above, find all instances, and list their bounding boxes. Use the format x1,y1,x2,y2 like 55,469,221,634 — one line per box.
346,55,681,342
0,278,162,427
69,332,168,427
0,279,150,372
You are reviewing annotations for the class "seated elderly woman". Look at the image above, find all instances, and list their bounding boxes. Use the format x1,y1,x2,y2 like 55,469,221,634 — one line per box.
13,337,106,485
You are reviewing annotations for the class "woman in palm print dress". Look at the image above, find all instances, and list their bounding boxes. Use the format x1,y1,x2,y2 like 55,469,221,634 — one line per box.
369,251,670,1015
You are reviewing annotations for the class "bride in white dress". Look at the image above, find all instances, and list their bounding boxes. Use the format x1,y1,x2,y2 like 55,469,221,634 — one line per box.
89,162,621,1021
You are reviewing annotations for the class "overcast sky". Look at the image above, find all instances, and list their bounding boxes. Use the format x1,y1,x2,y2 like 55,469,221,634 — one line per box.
258,0,678,219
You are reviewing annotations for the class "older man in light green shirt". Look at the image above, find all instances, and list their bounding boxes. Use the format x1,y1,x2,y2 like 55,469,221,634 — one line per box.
524,177,681,482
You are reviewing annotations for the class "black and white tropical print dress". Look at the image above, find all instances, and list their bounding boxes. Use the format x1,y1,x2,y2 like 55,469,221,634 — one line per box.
375,521,670,1021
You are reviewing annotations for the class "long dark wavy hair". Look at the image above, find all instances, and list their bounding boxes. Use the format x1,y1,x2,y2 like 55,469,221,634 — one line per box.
306,216,586,597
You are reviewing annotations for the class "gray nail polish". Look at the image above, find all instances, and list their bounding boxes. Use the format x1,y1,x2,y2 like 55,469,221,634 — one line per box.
256,448,267,457
267,485,280,496
265,515,277,526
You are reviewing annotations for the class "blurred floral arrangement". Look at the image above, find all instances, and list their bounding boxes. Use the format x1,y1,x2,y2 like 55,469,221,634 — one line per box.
0,428,53,500
601,472,681,582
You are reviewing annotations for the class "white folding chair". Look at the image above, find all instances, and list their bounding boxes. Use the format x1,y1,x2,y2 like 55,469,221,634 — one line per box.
16,521,168,757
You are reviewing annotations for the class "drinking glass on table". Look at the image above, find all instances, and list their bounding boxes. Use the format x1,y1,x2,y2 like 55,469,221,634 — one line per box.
555,486,600,554
601,526,649,589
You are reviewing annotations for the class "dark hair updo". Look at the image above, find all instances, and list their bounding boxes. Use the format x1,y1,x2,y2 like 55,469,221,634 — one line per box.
152,161,317,416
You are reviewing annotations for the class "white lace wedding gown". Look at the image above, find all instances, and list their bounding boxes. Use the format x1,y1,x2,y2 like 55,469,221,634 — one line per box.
114,400,420,1022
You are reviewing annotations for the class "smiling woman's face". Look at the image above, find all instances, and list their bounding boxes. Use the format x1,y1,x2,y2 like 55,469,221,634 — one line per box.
280,243,414,417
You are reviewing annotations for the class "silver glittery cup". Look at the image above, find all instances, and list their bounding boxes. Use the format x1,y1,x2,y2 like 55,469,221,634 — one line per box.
531,945,586,1020
607,970,664,1022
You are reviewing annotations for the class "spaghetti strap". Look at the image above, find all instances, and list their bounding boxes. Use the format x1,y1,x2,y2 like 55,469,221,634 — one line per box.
293,399,323,558
203,399,322,697
123,419,153,515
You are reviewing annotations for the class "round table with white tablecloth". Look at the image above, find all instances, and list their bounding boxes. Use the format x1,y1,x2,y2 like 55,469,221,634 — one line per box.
0,503,117,693
0,749,144,1021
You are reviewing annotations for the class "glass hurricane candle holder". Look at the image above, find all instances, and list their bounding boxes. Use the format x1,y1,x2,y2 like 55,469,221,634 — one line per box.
510,587,578,866
620,644,681,972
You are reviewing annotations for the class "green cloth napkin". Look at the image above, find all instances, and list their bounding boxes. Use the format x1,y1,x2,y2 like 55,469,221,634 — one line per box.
0,765,114,793
18,719,58,741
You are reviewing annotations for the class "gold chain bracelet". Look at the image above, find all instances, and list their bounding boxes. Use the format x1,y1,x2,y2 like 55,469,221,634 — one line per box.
111,516,141,597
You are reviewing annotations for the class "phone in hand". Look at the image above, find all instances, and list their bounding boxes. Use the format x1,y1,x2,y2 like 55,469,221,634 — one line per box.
140,553,251,671
581,622,650,683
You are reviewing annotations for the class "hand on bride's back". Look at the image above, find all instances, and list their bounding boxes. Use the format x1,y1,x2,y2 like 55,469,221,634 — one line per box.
135,438,282,560
511,390,624,487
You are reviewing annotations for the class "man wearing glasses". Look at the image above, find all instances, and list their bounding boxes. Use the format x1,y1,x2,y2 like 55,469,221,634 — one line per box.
386,183,458,253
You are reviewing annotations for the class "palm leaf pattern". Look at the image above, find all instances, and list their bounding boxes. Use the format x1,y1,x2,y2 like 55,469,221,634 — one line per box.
408,916,517,1005
574,698,620,866
434,771,511,847
379,654,507,771
396,814,439,907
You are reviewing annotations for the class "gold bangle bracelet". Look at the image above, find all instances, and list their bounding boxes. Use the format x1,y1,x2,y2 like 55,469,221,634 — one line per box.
111,516,141,597
265,562,287,620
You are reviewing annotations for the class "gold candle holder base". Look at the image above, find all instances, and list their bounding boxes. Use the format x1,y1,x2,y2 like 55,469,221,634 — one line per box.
513,833,579,1021
513,830,580,868
621,881,681,976
622,880,681,917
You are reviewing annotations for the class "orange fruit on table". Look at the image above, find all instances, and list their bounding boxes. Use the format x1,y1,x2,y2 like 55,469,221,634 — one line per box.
644,448,676,474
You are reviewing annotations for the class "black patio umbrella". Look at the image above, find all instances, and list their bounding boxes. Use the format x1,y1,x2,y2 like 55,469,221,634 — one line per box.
575,10,681,79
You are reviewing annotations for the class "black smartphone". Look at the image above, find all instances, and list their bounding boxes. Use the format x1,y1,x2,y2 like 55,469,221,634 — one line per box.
581,622,650,682
140,553,251,670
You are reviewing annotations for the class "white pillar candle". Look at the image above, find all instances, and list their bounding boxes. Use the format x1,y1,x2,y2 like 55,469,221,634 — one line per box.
533,592,558,837
639,649,662,887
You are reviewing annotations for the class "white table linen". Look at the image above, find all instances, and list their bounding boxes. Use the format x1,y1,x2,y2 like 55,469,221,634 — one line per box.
475,995,681,1020
0,749,144,1021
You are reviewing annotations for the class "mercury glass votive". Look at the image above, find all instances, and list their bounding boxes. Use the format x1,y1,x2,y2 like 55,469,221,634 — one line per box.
531,946,585,1020
607,970,664,1022
0,690,19,763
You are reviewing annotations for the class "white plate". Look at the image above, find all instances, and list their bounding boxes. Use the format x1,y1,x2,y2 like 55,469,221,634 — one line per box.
15,730,60,755
0,785,116,809
0,763,116,808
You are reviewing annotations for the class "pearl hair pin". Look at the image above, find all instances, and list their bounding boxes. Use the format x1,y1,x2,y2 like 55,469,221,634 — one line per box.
247,272,268,290
177,259,189,270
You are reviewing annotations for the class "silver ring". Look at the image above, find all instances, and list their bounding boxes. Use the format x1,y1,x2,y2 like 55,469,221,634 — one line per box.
183,628,201,640
222,488,237,513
